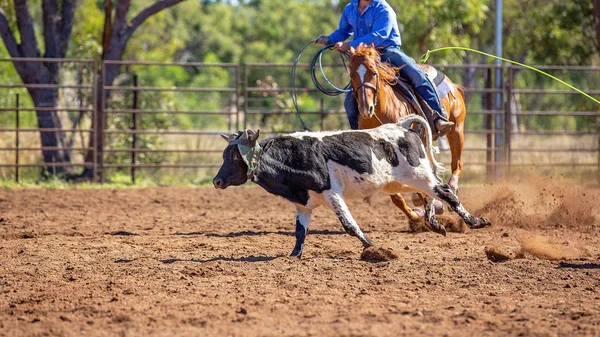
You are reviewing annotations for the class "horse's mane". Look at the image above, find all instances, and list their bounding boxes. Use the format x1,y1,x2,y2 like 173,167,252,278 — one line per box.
353,44,400,85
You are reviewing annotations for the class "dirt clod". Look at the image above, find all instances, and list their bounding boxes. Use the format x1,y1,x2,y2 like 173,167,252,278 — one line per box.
361,246,399,263
485,246,513,263
360,246,398,262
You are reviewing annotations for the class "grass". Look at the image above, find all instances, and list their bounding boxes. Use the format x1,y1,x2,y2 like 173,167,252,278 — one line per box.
0,119,598,187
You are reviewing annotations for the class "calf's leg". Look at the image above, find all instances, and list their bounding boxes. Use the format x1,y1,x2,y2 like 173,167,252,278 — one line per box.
290,205,312,257
325,192,374,248
432,184,491,229
423,197,447,236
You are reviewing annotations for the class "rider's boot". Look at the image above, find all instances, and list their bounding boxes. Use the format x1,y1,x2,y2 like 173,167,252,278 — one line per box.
419,100,454,140
434,116,454,136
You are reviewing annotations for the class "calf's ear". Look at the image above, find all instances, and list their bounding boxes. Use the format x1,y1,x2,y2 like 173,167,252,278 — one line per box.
245,129,261,146
250,129,261,143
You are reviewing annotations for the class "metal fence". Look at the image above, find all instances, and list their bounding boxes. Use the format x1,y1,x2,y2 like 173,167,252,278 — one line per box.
0,58,598,184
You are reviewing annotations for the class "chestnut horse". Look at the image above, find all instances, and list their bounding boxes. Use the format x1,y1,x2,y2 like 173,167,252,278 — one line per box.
347,45,467,222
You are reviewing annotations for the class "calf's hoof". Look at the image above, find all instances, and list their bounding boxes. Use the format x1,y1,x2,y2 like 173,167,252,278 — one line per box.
430,223,447,236
289,248,303,258
469,217,492,229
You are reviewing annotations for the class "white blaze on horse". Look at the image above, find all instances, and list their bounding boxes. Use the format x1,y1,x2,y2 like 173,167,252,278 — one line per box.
213,115,491,258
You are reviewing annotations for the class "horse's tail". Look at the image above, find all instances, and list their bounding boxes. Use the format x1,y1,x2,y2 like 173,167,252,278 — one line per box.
396,115,446,179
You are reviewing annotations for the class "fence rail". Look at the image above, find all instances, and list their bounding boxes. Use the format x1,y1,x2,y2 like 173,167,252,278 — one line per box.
0,58,598,184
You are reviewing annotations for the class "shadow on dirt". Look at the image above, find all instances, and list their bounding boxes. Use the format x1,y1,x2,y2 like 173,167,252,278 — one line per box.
557,262,600,269
161,256,280,263
173,230,346,237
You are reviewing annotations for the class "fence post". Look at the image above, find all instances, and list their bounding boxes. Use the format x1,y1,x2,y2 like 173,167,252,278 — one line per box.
494,63,504,180
235,65,241,131
504,65,513,176
485,68,494,182
100,64,106,184
15,94,19,183
131,74,138,184
243,65,249,130
92,60,98,183
319,98,324,131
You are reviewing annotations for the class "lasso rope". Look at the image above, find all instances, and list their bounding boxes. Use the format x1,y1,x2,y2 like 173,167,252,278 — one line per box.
290,42,351,131
420,46,600,106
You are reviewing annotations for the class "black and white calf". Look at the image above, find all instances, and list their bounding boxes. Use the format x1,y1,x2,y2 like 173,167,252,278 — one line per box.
213,115,491,257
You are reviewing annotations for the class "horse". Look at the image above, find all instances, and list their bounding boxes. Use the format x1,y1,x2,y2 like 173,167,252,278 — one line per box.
346,44,467,222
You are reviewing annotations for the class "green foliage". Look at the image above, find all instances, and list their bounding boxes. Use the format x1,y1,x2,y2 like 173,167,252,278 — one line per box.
1,0,599,184
388,0,489,62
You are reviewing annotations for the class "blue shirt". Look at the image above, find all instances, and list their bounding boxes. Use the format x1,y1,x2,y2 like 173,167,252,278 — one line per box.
327,0,402,49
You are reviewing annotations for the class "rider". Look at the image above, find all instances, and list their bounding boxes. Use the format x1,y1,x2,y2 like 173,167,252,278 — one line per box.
315,0,454,136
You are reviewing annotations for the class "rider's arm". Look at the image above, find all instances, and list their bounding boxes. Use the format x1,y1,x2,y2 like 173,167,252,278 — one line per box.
327,6,353,44
348,10,394,49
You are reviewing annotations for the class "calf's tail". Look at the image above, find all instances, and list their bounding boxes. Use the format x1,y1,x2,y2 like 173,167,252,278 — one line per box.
396,115,446,179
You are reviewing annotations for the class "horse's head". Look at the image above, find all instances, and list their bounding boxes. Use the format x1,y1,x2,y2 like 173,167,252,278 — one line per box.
349,45,380,119
348,44,398,120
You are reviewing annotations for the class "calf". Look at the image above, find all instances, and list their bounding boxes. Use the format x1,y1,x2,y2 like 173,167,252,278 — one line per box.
213,115,491,257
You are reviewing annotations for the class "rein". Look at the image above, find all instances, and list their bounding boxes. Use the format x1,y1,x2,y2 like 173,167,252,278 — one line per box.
353,73,385,126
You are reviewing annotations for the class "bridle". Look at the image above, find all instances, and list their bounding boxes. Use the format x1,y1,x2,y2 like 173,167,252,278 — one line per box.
352,64,384,125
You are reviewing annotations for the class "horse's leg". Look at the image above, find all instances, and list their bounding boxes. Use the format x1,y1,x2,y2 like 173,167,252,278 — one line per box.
446,124,464,194
410,192,443,214
445,94,466,194
390,194,423,221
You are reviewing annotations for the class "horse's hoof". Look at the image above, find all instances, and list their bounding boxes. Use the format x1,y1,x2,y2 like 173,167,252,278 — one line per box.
412,193,424,207
433,199,444,215
413,208,425,218
448,175,459,194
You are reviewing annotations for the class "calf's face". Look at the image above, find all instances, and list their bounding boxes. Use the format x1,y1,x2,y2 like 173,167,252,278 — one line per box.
213,145,248,189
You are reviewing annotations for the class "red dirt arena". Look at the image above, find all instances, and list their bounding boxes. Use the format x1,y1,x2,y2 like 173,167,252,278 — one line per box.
1,179,599,336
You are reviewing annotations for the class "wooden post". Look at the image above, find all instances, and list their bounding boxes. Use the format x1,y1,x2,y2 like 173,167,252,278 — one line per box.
15,94,20,183
131,74,138,184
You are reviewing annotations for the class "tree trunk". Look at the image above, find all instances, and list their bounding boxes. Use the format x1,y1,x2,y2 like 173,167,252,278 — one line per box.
30,87,73,175
0,1,77,177
79,55,124,180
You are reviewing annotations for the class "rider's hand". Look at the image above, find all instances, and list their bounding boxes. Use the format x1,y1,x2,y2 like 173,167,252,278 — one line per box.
333,42,351,53
315,35,330,46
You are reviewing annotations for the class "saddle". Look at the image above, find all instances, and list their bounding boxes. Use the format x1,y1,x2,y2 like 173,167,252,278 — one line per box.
391,67,453,136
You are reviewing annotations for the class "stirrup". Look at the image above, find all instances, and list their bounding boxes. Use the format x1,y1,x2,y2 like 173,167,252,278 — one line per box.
433,119,454,140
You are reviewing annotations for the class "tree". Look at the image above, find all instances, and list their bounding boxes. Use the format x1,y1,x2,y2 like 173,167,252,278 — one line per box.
0,0,187,179
0,0,77,175
79,0,188,179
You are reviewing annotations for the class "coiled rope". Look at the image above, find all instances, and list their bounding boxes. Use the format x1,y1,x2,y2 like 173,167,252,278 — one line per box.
290,41,351,131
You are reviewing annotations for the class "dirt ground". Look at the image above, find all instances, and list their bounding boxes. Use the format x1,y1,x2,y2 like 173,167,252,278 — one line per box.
1,180,600,337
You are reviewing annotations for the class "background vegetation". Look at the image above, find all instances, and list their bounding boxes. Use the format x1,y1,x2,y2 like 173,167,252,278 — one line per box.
0,0,598,184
